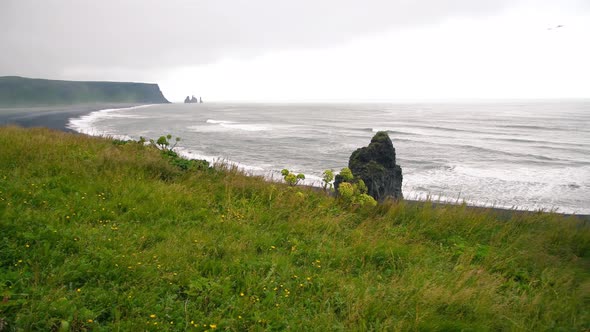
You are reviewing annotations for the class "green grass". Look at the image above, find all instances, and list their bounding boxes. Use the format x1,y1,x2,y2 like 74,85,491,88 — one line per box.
1,126,589,331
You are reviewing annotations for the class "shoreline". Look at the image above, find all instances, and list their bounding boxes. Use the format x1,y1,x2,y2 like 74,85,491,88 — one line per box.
301,184,590,221
0,103,140,132
405,198,590,221
1,104,587,220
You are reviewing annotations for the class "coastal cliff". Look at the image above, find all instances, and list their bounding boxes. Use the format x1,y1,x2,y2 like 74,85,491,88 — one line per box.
0,76,169,107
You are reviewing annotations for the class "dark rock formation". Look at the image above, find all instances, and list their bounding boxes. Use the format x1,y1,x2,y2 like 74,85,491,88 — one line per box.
335,131,403,201
184,95,202,104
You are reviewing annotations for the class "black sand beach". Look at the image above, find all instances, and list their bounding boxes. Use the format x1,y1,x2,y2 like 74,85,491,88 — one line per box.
0,104,138,132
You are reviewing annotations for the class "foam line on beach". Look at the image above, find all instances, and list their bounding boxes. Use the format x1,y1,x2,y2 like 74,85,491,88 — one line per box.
175,147,266,173
66,104,154,139
403,189,589,215
404,191,550,213
176,146,324,187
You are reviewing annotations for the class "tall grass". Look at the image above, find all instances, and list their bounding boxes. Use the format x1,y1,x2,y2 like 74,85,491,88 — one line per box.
0,126,588,331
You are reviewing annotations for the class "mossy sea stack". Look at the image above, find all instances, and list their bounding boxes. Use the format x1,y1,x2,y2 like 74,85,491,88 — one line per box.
336,131,403,201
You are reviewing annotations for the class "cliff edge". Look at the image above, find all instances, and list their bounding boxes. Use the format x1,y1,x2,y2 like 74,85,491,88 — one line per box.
0,76,169,107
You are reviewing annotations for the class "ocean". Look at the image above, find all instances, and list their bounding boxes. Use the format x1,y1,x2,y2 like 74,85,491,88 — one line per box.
67,101,590,214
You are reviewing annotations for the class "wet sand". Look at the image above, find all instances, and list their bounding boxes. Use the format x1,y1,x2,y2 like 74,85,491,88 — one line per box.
0,104,138,132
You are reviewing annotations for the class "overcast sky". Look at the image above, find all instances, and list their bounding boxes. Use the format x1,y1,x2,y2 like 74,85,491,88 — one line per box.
1,0,589,102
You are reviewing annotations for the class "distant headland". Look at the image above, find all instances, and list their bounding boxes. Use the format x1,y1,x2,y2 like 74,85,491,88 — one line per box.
0,76,169,107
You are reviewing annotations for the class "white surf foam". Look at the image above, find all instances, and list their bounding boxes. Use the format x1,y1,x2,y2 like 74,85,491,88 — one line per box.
175,146,324,187
67,104,155,139
453,164,590,186
203,119,271,132
206,119,234,124
403,165,590,214
174,147,265,173
402,191,557,212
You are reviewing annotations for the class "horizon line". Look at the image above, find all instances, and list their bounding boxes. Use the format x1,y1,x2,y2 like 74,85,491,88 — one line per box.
168,97,590,104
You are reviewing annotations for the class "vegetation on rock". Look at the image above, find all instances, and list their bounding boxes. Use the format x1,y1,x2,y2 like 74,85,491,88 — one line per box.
336,131,403,201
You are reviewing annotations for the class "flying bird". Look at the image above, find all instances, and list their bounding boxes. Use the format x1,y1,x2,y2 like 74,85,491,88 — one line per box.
547,24,565,30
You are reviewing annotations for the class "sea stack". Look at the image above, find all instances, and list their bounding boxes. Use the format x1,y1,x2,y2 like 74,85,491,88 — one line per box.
336,131,403,201
184,95,199,103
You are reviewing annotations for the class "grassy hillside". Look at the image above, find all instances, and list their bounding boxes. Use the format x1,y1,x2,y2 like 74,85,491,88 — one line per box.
0,76,169,107
0,126,588,331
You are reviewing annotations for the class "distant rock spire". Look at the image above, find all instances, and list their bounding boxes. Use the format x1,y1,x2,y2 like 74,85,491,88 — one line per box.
184,95,203,104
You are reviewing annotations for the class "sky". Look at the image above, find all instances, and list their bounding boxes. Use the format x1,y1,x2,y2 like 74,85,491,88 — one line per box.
1,0,589,102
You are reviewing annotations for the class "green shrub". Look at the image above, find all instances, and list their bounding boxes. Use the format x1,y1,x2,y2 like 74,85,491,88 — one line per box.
338,182,354,200
335,170,374,208
322,169,334,190
151,134,180,151
146,135,210,172
339,167,353,182
281,169,305,186
357,193,377,207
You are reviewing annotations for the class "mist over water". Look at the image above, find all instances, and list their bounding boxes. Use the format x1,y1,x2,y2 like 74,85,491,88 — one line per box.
68,101,590,214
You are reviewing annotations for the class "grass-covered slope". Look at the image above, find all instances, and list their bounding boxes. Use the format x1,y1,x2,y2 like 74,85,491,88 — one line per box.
0,126,589,331
0,76,169,107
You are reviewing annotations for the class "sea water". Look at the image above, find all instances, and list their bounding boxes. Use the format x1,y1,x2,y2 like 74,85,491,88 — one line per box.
67,101,590,214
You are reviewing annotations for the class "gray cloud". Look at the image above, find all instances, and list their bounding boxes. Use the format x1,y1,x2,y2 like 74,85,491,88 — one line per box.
0,0,585,80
